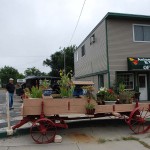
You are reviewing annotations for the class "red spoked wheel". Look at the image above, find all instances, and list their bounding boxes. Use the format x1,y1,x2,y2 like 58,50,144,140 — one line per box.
128,107,150,134
30,118,56,144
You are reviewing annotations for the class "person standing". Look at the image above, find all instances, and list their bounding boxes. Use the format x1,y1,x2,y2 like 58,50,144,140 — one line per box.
6,78,15,110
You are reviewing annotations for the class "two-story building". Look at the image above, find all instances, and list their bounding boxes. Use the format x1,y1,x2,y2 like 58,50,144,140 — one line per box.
74,12,150,101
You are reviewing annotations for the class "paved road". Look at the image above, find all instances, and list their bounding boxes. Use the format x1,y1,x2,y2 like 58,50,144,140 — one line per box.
0,119,150,150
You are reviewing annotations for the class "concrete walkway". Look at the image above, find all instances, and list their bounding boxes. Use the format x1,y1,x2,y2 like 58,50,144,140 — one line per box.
0,121,150,150
0,89,23,129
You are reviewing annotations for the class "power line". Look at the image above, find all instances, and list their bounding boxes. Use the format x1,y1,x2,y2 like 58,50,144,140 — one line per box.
69,0,87,45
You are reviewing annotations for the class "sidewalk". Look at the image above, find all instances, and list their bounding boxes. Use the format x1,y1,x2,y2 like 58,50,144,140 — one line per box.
0,89,27,137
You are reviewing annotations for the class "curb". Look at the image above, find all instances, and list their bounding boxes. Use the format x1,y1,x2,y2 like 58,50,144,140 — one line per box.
0,127,30,139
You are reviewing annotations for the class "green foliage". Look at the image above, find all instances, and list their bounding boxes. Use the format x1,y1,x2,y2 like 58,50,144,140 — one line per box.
40,79,50,90
97,88,117,101
105,92,117,101
30,86,43,98
24,67,43,77
0,66,20,86
119,90,135,104
43,45,76,76
58,70,74,98
17,73,25,79
85,103,95,110
118,83,126,93
97,137,106,143
97,87,107,96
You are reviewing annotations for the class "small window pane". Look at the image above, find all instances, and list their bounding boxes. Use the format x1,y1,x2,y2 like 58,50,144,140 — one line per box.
134,25,150,42
139,76,145,88
134,25,143,41
144,26,150,41
81,45,85,57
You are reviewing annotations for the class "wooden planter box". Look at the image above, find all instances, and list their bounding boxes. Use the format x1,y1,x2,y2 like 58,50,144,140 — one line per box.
22,97,97,116
21,97,150,117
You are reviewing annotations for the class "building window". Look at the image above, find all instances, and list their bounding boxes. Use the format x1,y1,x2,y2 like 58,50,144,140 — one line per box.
81,45,85,57
90,34,95,45
133,24,150,42
117,73,134,90
98,75,104,88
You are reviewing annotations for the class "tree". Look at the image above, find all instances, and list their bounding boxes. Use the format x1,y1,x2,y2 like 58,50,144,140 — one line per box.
17,73,25,79
43,45,76,76
24,67,42,77
0,66,20,87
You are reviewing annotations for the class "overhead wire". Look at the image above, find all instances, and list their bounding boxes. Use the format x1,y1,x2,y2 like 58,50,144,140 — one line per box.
68,0,87,45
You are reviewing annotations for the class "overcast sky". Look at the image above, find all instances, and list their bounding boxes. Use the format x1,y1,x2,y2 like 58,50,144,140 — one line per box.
0,0,150,74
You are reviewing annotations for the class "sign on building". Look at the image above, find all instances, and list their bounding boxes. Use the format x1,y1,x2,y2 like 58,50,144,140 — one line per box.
127,57,150,70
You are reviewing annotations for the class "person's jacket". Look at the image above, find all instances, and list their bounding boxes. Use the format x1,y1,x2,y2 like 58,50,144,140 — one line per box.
6,83,15,93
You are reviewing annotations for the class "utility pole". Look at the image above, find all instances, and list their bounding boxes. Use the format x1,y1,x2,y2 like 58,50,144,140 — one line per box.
64,49,66,74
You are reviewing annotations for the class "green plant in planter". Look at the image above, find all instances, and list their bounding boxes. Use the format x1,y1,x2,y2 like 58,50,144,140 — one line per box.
40,79,50,90
104,88,117,101
85,103,95,115
119,90,135,104
85,103,95,110
96,87,107,105
119,83,126,93
30,86,43,98
58,70,75,98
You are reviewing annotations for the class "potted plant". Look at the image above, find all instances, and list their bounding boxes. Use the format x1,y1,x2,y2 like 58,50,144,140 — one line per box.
104,88,117,104
30,86,43,98
117,83,135,104
85,103,95,115
58,70,75,98
96,87,107,105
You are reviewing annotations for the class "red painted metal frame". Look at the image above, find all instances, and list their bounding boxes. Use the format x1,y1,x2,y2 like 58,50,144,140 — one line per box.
125,100,150,134
30,118,57,144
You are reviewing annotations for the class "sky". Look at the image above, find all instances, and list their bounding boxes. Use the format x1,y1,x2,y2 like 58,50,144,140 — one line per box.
0,0,150,74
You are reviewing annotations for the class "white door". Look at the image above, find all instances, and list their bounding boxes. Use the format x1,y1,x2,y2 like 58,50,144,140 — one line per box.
138,74,148,100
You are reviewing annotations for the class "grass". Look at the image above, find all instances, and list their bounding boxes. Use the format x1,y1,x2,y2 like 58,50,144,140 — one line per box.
97,135,150,149
97,137,106,143
122,136,150,149
146,134,150,138
122,136,139,141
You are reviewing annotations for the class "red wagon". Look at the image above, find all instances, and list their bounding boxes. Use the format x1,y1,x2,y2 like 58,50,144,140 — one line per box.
12,82,150,144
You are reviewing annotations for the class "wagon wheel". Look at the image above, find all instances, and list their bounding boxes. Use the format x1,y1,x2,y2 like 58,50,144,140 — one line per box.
128,107,150,134
30,118,56,144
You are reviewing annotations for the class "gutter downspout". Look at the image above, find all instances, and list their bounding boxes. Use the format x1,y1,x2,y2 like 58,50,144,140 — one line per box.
105,19,110,88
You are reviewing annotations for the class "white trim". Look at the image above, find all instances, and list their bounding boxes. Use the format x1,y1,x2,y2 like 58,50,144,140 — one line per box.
133,24,150,42
138,74,148,100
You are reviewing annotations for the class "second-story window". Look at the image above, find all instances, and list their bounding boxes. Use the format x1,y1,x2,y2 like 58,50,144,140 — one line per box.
133,24,150,42
90,34,95,45
81,45,85,57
